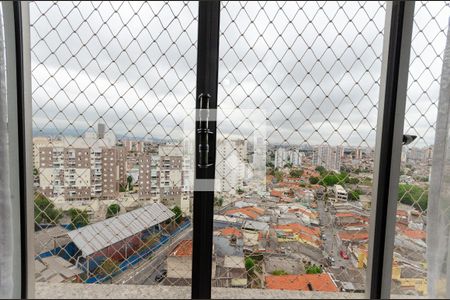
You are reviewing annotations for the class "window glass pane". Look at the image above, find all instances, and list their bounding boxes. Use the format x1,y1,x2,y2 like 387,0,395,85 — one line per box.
31,1,197,296
391,1,450,298
214,1,385,297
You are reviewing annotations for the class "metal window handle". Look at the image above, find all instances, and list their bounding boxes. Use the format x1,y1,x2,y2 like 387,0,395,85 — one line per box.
197,93,214,169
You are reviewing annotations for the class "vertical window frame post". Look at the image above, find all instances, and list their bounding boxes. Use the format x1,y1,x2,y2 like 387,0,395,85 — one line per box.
192,1,221,299
2,1,34,298
366,1,415,299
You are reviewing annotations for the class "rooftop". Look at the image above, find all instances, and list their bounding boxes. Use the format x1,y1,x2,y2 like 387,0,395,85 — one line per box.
217,227,242,238
224,207,265,220
337,231,369,242
170,239,193,257
67,202,174,257
265,273,339,292
274,223,321,237
334,185,346,193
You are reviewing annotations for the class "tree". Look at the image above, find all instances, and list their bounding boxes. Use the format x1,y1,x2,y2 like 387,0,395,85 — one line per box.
271,269,288,276
69,208,89,228
237,188,245,195
284,162,293,168
214,196,224,207
305,264,322,274
398,184,428,211
127,175,133,191
309,176,319,185
34,193,62,224
171,206,183,224
106,204,121,218
315,166,326,175
322,174,339,186
348,190,361,201
119,184,126,193
289,169,303,178
245,257,255,272
274,170,283,182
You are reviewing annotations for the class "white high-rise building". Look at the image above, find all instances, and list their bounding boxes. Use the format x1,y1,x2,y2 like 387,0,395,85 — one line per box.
274,147,287,168
275,147,302,168
312,145,342,172
216,139,247,194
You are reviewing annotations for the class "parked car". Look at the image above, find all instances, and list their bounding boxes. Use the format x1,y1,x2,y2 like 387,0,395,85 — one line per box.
154,269,167,282
327,256,335,266
340,250,349,260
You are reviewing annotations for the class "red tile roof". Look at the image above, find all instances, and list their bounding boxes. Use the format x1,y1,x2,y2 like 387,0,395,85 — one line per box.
396,210,408,217
170,240,193,256
224,206,265,220
335,213,368,222
401,229,426,240
338,231,369,242
265,273,339,292
274,223,320,237
271,190,284,197
218,227,242,238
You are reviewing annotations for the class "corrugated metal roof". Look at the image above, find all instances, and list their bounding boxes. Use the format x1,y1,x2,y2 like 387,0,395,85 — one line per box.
67,203,174,257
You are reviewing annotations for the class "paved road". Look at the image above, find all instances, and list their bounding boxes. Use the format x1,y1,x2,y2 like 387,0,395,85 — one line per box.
317,199,349,269
111,227,192,285
142,230,193,285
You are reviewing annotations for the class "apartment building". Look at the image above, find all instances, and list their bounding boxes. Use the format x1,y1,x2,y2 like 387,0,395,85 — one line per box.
216,139,247,194
334,185,348,202
137,144,191,213
312,145,343,172
36,125,126,200
274,147,302,169
138,154,161,202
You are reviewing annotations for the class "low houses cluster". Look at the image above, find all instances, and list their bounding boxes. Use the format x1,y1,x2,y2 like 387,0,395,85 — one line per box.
274,223,321,248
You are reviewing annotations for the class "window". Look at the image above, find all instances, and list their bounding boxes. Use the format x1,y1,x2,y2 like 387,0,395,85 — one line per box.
1,1,445,299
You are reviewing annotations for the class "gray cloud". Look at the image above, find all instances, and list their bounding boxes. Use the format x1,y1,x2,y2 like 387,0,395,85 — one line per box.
31,1,449,148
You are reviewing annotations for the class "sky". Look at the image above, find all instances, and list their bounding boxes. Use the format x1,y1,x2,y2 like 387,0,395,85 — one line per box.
30,1,450,148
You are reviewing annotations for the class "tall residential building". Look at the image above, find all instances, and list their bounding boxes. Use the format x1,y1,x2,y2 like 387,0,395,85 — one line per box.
97,123,105,139
274,147,301,168
138,154,160,202
36,129,126,200
274,147,288,168
138,144,191,214
216,139,247,194
312,145,342,172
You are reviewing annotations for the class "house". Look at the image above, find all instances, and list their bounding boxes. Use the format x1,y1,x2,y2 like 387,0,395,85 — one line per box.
334,185,348,202
265,273,339,292
166,239,217,285
35,256,83,283
335,212,368,227
274,223,321,248
264,256,305,275
337,230,369,244
215,255,247,288
224,207,265,220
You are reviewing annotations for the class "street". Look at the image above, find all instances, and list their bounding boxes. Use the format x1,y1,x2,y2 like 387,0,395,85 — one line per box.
317,198,348,269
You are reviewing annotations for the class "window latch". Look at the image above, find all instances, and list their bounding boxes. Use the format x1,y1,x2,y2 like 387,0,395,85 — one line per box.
197,93,213,169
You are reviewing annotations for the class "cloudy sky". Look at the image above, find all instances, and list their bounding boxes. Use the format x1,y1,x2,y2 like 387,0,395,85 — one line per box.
30,1,449,148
